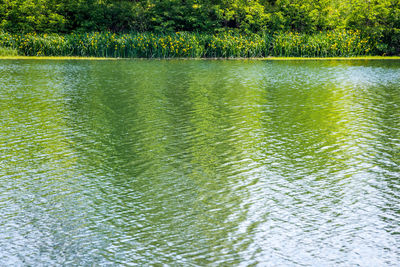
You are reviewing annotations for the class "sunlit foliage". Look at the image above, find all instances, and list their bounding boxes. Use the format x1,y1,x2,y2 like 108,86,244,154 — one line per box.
0,0,398,55
0,31,374,58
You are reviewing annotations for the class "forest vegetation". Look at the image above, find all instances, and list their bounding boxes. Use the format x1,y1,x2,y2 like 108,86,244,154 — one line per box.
0,0,399,57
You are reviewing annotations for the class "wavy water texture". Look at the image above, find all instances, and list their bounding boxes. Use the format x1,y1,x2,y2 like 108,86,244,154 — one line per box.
0,59,399,265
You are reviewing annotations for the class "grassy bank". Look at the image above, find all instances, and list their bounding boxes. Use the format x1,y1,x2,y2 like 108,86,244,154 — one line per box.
0,31,382,58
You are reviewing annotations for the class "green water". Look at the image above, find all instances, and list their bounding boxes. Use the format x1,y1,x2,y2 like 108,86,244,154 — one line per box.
0,59,399,266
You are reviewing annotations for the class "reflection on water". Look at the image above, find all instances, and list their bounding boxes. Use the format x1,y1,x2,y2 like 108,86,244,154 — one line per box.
0,59,399,265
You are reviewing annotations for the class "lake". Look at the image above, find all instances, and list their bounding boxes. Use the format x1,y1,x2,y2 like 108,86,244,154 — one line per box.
0,59,399,266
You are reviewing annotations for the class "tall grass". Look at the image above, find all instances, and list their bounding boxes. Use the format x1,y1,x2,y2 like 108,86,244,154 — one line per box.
0,30,374,58
0,46,18,56
272,30,371,57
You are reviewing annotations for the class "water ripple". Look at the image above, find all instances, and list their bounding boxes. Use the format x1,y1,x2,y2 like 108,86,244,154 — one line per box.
0,59,399,265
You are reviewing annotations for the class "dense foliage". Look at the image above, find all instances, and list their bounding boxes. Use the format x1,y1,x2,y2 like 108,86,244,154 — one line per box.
0,31,374,57
0,0,399,55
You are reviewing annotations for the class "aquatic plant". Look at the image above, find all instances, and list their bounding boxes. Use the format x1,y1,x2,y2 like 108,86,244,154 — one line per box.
271,30,371,57
0,46,18,56
0,31,374,58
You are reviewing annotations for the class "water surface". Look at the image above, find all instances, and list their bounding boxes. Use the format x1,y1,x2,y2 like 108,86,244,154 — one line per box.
0,59,399,266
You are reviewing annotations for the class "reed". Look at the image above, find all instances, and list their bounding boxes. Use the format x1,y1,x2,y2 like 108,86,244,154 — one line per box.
271,30,371,57
0,31,375,58
0,46,18,56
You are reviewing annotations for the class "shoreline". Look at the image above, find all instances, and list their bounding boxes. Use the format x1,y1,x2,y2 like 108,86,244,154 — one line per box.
1,56,400,61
